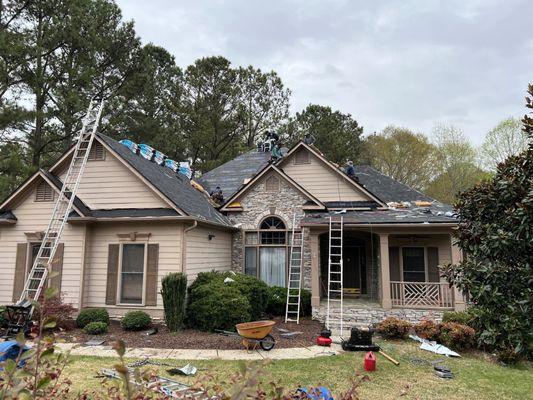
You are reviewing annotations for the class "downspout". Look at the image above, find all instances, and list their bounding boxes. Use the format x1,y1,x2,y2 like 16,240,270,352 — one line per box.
181,220,198,276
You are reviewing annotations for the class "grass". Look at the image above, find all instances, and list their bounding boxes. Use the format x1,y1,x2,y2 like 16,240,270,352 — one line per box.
63,340,532,399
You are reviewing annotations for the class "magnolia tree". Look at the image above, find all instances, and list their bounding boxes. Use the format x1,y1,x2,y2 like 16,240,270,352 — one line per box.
443,85,533,361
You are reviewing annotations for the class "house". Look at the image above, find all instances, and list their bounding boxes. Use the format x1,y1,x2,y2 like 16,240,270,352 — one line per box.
0,133,465,325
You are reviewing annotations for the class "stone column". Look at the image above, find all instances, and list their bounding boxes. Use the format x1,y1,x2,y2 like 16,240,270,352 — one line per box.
310,232,320,308
379,233,392,309
450,236,467,311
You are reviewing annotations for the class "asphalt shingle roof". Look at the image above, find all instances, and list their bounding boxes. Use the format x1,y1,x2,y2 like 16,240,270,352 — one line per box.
197,149,271,201
97,133,231,227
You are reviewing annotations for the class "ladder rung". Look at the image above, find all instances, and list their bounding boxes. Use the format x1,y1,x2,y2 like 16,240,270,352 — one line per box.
329,280,342,284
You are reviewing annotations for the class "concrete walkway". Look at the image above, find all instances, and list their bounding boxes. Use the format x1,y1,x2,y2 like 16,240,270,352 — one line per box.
55,342,343,361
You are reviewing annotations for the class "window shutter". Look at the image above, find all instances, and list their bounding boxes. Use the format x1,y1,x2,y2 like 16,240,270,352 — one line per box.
49,243,64,292
145,244,159,306
427,247,440,282
88,142,105,161
294,150,310,164
388,246,401,281
105,244,120,305
265,176,279,192
13,243,28,302
35,182,54,202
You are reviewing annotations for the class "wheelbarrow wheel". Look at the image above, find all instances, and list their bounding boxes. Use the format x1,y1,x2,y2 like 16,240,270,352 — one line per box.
260,334,276,351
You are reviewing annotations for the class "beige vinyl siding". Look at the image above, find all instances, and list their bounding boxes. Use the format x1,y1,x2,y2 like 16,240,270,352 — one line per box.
388,234,452,282
282,149,371,202
185,225,232,283
0,186,85,307
58,150,168,210
83,221,183,316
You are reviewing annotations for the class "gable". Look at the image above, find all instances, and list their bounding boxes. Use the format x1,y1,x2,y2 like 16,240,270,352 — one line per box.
56,142,168,210
281,147,374,203
221,165,324,212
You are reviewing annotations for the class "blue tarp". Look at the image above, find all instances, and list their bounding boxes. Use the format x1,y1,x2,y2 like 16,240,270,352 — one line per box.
0,340,29,370
297,387,334,400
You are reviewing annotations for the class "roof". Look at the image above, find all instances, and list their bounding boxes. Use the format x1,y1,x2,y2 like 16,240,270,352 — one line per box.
0,210,17,222
353,165,435,203
197,149,271,201
96,133,232,227
302,204,458,225
41,169,92,216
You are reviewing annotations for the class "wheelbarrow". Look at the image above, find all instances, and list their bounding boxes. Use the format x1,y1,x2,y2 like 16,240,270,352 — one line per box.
216,320,276,351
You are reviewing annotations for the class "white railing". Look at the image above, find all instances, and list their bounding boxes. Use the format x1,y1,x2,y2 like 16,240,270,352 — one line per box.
390,281,454,309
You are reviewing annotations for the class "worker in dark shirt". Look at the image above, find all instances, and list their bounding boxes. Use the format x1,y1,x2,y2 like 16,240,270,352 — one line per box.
345,161,355,178
210,186,224,204
303,133,316,145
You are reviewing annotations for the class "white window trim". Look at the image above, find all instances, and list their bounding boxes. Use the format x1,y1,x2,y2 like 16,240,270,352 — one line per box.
117,241,148,306
399,246,428,283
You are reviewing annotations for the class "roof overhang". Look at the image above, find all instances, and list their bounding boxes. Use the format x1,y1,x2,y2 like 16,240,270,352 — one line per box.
67,215,237,230
220,164,326,212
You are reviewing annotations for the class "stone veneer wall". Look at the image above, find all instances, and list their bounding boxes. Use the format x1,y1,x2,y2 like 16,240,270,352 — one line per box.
226,173,313,289
313,303,445,328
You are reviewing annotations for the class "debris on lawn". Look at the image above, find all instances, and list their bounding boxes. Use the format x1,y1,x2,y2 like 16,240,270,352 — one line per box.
409,334,460,357
341,327,400,365
167,363,197,376
144,327,158,336
84,339,105,346
434,364,454,379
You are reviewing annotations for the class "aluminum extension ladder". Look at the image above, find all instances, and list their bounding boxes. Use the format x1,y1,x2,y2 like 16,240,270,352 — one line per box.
326,216,344,335
18,100,105,305
285,214,304,323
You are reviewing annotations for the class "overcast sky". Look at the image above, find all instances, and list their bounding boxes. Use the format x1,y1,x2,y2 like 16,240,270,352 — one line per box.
117,0,532,145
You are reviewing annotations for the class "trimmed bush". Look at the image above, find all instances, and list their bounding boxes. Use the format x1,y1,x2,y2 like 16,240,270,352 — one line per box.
414,319,440,341
76,308,109,328
121,311,152,331
376,317,411,339
230,274,269,320
442,310,475,327
33,293,77,330
187,281,251,331
439,322,475,350
161,273,187,331
266,286,312,317
83,321,108,335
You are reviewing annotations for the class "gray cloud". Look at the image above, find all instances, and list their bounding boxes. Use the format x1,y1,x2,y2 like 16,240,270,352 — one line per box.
117,0,533,144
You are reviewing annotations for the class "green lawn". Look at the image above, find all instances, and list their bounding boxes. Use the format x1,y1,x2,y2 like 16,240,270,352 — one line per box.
63,340,532,399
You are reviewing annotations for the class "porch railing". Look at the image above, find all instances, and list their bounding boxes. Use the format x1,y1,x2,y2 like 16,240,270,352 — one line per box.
390,281,454,309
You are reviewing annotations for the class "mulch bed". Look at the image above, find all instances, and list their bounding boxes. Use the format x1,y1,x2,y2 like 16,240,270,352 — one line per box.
56,316,322,350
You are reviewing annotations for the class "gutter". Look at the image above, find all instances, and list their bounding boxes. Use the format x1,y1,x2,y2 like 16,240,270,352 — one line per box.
300,222,459,228
66,215,238,230
182,220,198,276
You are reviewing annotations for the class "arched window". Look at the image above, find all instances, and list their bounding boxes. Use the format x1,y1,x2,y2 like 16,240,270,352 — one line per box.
260,216,285,230
244,215,290,287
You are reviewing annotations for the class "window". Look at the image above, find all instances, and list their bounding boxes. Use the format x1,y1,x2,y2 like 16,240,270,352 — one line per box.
265,176,280,192
294,150,310,165
244,216,290,287
35,182,54,202
402,247,425,282
88,141,105,161
119,243,146,304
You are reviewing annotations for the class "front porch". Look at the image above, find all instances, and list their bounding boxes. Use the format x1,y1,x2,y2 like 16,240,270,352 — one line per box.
306,225,466,318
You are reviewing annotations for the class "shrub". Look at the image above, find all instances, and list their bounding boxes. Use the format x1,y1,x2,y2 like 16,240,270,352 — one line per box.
439,322,475,350
187,281,251,331
414,319,440,341
497,347,522,365
442,310,475,327
376,317,411,339
33,293,77,330
83,321,108,335
161,272,187,331
188,271,270,320
266,286,312,317
76,308,109,328
230,274,269,320
121,311,152,331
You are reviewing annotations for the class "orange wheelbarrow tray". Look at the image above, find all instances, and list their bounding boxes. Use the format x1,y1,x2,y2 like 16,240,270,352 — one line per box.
216,320,276,351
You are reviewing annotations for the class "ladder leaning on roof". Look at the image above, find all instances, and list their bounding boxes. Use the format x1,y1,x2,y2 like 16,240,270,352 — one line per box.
285,214,304,323
18,99,105,306
326,216,344,335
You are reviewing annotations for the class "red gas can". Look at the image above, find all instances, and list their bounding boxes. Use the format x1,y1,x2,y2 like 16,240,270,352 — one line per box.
364,351,376,371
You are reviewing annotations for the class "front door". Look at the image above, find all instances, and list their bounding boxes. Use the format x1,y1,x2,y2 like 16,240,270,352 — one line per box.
344,246,361,294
